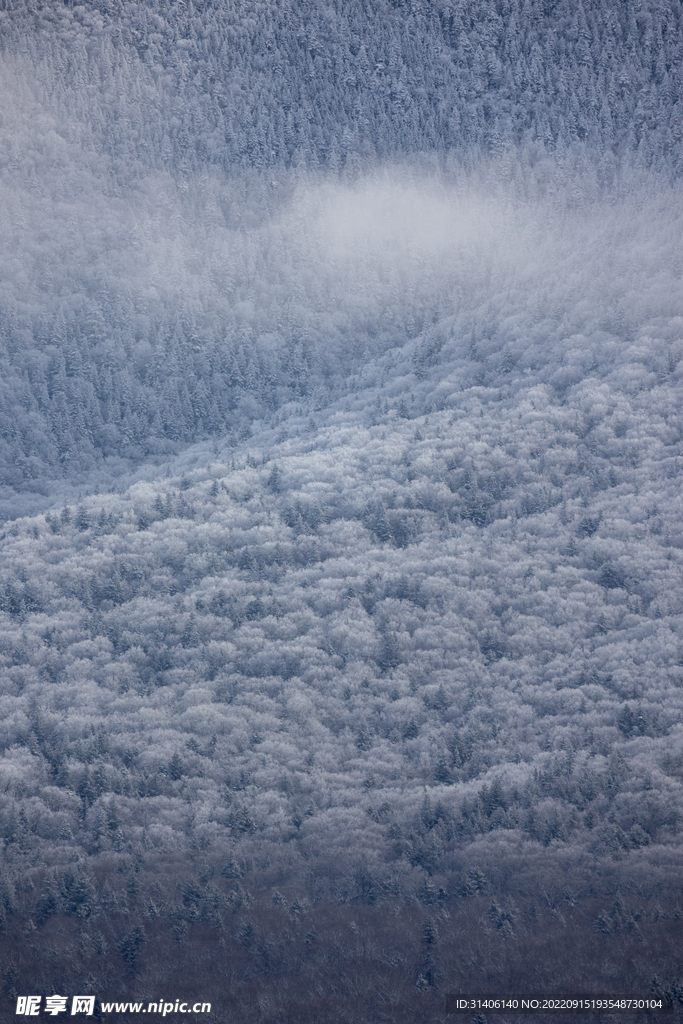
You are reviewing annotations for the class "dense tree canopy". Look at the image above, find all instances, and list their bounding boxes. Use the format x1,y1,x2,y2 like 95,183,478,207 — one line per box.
1,0,683,1018
0,0,682,514
2,323,683,1012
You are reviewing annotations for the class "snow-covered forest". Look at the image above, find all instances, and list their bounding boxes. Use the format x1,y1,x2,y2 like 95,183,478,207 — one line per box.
1,1,683,1021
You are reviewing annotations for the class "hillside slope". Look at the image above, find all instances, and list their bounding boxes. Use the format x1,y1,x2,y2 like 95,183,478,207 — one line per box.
2,285,683,1013
1,0,683,1017
1,0,682,503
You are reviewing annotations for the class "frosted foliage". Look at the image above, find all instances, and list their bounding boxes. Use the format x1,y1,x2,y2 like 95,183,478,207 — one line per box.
2,364,683,868
1,0,683,1012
